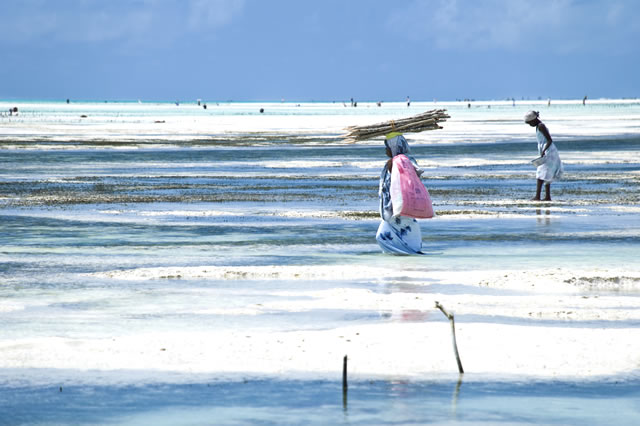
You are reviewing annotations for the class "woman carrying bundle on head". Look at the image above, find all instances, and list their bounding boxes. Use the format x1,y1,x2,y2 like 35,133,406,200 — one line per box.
524,110,564,201
376,133,434,255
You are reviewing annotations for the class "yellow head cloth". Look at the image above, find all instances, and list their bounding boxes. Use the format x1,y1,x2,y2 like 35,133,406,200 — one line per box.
385,131,403,140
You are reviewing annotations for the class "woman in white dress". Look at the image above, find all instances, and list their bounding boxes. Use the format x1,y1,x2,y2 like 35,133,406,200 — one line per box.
524,111,563,201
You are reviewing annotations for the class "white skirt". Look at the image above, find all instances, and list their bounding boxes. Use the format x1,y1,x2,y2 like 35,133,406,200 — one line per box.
375,216,422,255
536,144,564,183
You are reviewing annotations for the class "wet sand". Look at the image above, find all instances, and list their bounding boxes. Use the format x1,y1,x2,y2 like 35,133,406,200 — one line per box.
1,100,639,391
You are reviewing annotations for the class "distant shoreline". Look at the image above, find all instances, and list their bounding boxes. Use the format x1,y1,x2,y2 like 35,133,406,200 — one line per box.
2,98,640,106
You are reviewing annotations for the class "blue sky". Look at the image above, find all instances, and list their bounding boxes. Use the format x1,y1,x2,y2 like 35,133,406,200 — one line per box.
1,0,638,102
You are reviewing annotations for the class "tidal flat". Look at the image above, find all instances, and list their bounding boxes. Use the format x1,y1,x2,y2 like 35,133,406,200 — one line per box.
1,99,640,424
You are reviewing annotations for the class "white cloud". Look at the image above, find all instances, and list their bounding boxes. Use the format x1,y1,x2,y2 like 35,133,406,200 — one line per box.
187,0,245,31
387,0,640,54
0,0,245,46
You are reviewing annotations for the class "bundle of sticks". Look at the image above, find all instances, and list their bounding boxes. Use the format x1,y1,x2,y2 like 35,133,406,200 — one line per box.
344,109,449,142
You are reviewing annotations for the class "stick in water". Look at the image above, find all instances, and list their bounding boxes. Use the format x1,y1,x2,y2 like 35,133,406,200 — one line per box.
342,355,348,411
343,355,348,390
435,301,464,374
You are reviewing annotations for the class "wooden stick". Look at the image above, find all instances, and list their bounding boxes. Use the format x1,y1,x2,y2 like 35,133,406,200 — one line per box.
342,355,348,410
435,301,464,374
343,109,449,141
342,355,348,390
348,115,446,134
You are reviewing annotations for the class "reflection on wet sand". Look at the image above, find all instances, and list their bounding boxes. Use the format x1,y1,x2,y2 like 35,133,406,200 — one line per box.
536,208,551,225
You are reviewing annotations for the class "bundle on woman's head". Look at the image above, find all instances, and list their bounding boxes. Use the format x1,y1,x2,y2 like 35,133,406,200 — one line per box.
524,110,540,123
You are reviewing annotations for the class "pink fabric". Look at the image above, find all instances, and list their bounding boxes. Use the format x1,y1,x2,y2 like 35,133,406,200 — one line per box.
390,154,434,219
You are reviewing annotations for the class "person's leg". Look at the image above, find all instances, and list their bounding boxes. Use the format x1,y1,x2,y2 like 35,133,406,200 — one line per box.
532,179,543,200
543,183,551,201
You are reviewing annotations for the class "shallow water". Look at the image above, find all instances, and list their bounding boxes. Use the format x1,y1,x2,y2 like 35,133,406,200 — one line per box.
1,100,640,423
2,378,640,425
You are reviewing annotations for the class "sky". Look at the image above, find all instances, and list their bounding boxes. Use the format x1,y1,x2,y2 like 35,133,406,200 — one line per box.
1,0,639,102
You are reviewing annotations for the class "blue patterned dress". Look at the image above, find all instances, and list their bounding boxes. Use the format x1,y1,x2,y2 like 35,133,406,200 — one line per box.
375,135,424,255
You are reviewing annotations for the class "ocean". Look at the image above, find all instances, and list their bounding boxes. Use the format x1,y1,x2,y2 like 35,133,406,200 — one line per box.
1,99,639,424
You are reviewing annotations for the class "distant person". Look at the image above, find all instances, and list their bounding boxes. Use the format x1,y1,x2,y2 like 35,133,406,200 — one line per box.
524,111,563,201
350,98,354,107
66,99,70,104
406,96,411,107
203,104,207,109
583,95,587,105
259,108,264,113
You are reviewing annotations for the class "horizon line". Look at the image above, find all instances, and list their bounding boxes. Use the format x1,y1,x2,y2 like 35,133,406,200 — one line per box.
2,97,640,105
